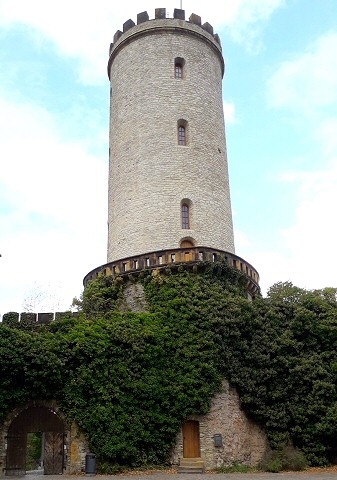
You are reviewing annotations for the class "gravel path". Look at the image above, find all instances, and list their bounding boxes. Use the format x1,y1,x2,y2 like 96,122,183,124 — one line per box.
5,470,337,480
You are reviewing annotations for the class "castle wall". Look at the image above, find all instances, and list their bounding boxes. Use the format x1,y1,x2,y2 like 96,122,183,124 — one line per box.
171,380,267,470
107,16,235,263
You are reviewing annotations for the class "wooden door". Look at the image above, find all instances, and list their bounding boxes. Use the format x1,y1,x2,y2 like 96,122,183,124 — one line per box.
182,420,200,458
5,433,26,476
181,240,194,262
180,240,193,248
44,432,64,474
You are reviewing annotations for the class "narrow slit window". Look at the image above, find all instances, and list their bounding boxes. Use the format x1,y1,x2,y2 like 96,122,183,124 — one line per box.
182,203,189,229
174,57,185,79
175,62,182,79
178,125,186,145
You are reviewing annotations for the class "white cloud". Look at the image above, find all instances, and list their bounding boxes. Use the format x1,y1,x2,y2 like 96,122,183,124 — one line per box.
0,96,107,313
244,158,337,295
0,0,285,85
268,32,337,112
223,100,237,124
214,0,285,50
254,31,337,293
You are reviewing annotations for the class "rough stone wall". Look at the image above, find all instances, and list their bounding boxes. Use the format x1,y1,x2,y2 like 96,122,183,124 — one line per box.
171,380,267,470
67,422,88,474
107,17,235,263
118,282,148,312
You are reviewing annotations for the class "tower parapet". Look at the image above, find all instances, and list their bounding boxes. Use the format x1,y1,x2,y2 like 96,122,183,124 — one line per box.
108,8,222,67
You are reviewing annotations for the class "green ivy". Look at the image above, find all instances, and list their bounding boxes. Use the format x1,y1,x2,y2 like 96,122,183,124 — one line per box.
1,269,337,468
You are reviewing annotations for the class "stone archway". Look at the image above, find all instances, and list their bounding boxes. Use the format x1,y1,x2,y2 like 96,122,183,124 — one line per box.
0,401,88,476
5,405,65,476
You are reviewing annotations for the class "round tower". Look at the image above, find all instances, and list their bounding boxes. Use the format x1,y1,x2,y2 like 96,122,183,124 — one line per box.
107,8,234,262
84,8,260,296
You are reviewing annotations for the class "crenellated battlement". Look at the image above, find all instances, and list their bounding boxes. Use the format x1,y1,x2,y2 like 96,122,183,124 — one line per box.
109,7,221,57
83,247,260,298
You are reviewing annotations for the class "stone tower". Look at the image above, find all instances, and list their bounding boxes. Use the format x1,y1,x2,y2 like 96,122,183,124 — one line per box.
84,8,259,296
107,8,234,261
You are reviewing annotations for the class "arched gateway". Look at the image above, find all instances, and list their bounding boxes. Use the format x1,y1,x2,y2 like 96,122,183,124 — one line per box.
1,402,87,475
5,405,65,476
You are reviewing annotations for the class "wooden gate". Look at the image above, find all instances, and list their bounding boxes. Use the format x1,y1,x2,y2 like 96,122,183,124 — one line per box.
182,420,200,458
5,406,65,476
5,434,26,476
44,432,64,474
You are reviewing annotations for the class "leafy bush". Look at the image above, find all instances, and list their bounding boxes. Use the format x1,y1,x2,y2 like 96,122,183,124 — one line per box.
260,445,308,472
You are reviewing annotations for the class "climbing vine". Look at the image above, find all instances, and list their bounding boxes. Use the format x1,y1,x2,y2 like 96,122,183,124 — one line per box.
1,266,337,469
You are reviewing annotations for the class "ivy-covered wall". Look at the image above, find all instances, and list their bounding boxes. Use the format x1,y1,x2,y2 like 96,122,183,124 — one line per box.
1,263,337,470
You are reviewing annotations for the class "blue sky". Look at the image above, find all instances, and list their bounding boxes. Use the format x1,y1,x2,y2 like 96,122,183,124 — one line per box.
1,0,337,314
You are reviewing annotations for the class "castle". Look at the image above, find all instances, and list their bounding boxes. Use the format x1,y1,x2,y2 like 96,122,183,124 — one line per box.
0,8,267,476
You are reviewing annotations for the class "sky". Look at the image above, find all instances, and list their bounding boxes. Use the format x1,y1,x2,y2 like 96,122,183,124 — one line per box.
1,0,337,315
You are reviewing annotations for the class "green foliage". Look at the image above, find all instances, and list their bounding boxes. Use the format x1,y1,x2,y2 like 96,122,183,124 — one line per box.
216,463,255,473
26,432,42,470
77,275,123,316
20,312,37,329
2,311,19,327
1,272,337,470
260,445,308,472
0,325,65,418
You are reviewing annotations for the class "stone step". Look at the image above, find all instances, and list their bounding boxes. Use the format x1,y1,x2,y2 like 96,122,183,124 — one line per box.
178,457,204,474
177,467,204,474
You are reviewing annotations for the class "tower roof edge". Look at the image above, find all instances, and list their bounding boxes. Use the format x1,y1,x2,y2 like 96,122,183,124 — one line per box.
107,11,223,80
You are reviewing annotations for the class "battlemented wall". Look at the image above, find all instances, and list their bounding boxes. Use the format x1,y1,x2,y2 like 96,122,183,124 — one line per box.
107,9,235,263
171,380,267,470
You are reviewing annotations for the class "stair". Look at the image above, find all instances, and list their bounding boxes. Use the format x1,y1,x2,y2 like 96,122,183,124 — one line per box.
177,457,205,474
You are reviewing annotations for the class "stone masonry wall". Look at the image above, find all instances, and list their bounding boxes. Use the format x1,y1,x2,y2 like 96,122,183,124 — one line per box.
107,16,235,263
171,380,268,470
